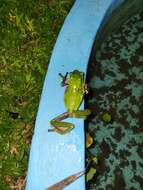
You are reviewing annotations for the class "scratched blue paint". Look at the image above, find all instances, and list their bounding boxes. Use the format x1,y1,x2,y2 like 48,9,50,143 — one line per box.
25,1,124,190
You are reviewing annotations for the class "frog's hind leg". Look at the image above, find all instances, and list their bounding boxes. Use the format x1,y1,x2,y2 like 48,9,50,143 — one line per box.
49,112,74,134
50,121,74,134
70,109,91,119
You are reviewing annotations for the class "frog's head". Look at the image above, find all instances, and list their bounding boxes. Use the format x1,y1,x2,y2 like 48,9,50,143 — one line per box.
69,70,84,86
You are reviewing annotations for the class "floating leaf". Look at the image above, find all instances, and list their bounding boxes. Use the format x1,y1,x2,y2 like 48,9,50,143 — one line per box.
86,168,96,182
92,156,98,164
86,133,93,148
102,113,111,123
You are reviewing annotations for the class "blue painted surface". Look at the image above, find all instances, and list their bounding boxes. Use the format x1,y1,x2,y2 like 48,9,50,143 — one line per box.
25,0,124,190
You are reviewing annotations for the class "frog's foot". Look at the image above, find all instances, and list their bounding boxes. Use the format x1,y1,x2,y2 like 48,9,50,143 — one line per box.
59,72,69,86
49,112,75,134
84,84,89,94
49,121,75,134
70,109,91,119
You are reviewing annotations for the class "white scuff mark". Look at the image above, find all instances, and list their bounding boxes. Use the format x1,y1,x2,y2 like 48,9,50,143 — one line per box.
67,144,77,152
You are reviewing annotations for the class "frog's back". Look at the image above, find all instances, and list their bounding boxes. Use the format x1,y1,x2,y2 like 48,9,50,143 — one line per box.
64,86,83,112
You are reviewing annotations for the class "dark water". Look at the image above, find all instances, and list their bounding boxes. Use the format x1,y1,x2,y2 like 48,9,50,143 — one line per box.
86,12,143,190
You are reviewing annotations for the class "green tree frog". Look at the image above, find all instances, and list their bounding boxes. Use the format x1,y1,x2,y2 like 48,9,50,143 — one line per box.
49,70,91,134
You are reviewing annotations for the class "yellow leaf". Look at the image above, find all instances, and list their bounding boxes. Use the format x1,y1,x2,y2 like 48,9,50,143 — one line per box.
92,156,98,164
86,168,96,182
86,133,93,148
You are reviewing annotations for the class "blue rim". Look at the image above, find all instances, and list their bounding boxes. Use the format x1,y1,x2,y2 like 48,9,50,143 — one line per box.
25,1,124,190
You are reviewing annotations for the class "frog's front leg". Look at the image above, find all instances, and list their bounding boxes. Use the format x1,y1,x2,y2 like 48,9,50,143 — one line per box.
49,112,75,134
70,109,91,119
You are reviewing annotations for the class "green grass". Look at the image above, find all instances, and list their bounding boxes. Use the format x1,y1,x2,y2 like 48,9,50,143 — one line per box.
0,0,74,189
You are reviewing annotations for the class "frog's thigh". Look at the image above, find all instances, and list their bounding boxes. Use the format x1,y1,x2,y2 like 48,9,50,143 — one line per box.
70,109,91,118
